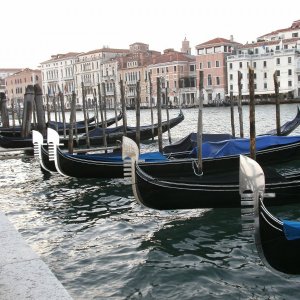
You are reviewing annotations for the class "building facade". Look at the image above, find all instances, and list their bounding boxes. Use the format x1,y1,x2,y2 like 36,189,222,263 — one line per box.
5,68,42,108
0,68,22,95
195,37,242,105
227,20,300,99
148,48,196,107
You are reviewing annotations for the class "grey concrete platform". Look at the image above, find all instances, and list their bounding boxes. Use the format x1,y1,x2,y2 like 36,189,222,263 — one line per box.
0,212,73,300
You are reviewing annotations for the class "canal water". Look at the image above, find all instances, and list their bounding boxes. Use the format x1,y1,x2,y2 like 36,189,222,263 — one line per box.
1,104,300,299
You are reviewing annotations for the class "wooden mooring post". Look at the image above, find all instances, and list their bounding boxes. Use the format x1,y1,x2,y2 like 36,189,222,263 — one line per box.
157,77,163,153
21,85,34,138
119,79,127,136
248,67,256,160
148,72,155,141
273,71,281,135
34,84,46,136
135,81,141,149
237,71,244,138
0,92,9,127
230,91,235,138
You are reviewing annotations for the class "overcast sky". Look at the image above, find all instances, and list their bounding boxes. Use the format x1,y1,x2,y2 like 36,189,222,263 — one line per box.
1,0,299,69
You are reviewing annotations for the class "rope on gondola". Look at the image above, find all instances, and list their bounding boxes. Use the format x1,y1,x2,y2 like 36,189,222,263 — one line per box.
192,160,203,177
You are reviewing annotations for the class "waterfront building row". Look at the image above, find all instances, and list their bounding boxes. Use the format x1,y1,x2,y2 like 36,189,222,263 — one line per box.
2,19,300,110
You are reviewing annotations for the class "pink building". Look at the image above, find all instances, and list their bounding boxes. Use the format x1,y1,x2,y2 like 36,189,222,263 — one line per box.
5,68,42,108
196,37,242,105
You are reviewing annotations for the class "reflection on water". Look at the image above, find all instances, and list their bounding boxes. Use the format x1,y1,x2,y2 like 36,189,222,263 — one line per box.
1,105,300,299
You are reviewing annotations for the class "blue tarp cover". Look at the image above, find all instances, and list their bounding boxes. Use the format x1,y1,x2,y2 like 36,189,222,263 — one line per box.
191,135,300,159
70,151,167,162
283,220,300,240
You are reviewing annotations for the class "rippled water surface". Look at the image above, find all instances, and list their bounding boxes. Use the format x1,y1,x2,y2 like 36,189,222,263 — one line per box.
1,104,300,299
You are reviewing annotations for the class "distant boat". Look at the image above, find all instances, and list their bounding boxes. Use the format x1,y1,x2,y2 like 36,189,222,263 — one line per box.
0,112,122,137
1,111,184,149
239,155,300,275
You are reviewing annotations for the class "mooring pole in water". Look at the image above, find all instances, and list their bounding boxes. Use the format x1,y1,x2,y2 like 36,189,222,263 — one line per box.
93,89,99,128
101,82,108,128
248,67,256,160
135,81,141,149
0,92,9,128
34,84,46,137
46,92,51,122
68,91,77,154
81,82,90,148
119,79,127,136
52,93,58,131
230,91,235,138
157,77,163,153
237,71,244,138
165,86,172,144
148,72,155,141
21,85,34,137
58,88,67,138
97,83,107,148
197,70,204,174
113,82,119,127
273,71,281,136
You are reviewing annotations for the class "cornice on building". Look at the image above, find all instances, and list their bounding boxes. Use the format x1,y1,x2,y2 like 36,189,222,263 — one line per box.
258,20,300,39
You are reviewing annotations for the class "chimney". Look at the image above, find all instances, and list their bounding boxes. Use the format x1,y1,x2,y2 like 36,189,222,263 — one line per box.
230,35,234,42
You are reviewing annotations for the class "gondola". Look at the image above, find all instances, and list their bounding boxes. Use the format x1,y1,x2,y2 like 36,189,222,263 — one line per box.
43,127,300,179
163,106,300,155
239,155,300,275
0,112,122,137
0,112,184,149
262,105,300,136
122,137,300,210
32,130,56,173
46,128,167,178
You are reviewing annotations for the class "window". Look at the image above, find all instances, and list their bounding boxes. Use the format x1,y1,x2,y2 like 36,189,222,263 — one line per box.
298,75,300,82
288,69,292,76
264,72,267,79
215,61,220,67
276,58,280,65
288,81,292,87
230,84,233,91
229,63,232,69
199,63,202,69
230,74,233,80
207,74,212,86
284,44,288,49
239,62,242,68
216,77,220,85
157,68,160,74
288,57,292,64
264,83,267,89
292,33,299,38
190,65,195,71
207,62,211,68
253,62,256,68
276,70,280,76
263,61,267,68
174,66,177,72
254,73,257,79
254,84,257,90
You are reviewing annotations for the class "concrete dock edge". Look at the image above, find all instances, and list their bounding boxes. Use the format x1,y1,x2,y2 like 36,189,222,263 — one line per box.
0,212,73,300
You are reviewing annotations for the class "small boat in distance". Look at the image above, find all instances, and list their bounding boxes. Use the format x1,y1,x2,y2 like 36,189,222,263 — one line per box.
239,155,300,276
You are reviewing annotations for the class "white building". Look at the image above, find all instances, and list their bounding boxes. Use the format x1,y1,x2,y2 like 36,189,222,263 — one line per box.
74,47,129,108
40,52,80,109
227,20,300,99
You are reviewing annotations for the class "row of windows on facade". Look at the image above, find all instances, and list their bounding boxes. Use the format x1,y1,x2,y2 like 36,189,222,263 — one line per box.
229,80,295,91
154,65,196,74
229,69,295,80
7,76,39,85
229,57,293,69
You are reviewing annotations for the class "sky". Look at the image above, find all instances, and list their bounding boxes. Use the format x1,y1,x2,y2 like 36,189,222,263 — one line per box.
1,0,299,69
